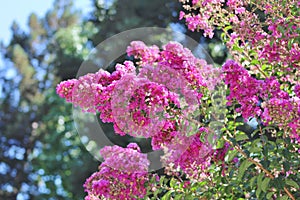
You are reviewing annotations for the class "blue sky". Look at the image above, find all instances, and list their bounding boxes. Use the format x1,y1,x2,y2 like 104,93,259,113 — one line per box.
0,0,92,45
0,0,92,74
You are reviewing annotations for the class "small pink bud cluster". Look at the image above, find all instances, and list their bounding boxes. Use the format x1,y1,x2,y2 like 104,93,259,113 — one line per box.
179,0,244,38
262,97,300,142
261,99,298,127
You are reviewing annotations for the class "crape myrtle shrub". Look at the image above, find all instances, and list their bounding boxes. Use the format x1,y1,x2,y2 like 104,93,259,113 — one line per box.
57,0,300,199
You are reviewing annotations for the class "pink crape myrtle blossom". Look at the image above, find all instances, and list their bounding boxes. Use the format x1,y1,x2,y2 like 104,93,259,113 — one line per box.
54,0,300,197
111,74,180,139
83,143,149,200
260,76,289,100
261,97,300,141
126,41,160,66
179,0,300,73
223,60,300,141
56,78,77,102
128,41,222,94
257,18,300,68
159,42,209,92
289,118,300,143
179,0,226,38
58,41,220,150
162,127,230,180
151,120,179,150
185,14,214,38
295,84,300,98
56,61,136,114
222,60,262,119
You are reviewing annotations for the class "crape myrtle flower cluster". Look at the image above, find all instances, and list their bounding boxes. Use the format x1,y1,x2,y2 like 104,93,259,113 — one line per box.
179,0,300,76
83,143,149,200
179,0,300,198
57,41,222,147
180,0,300,141
223,60,300,142
57,41,229,199
161,127,230,180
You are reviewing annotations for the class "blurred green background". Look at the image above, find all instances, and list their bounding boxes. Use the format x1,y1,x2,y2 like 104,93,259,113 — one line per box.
0,0,228,199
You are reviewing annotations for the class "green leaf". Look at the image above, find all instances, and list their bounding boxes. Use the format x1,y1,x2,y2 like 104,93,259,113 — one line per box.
261,177,271,193
184,194,195,200
236,133,249,141
285,179,300,189
249,176,257,188
200,131,207,143
249,146,261,153
266,192,274,199
153,188,161,197
277,25,285,35
252,138,261,147
215,139,225,149
224,25,232,32
288,38,294,49
221,32,227,42
261,160,270,169
256,186,262,198
238,160,253,180
257,173,264,188
249,49,258,57
207,132,215,145
255,173,267,198
279,195,289,200
249,139,262,153
273,177,285,190
232,44,244,53
283,162,290,172
225,149,238,162
159,176,166,185
250,59,259,65
174,194,184,200
161,191,173,200
263,145,268,157
170,178,177,188
185,121,200,136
